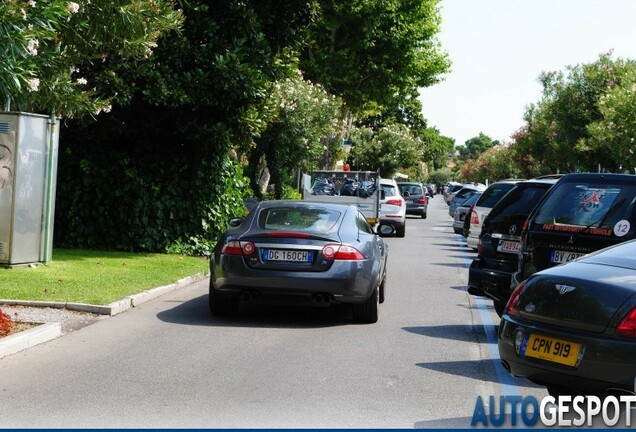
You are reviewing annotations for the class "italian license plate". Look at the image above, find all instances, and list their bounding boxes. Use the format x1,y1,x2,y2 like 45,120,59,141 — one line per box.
520,333,581,367
263,249,312,263
497,240,520,253
551,250,584,264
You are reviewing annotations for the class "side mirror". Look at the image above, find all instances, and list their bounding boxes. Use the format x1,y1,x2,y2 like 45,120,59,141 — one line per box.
380,190,386,200
229,218,244,227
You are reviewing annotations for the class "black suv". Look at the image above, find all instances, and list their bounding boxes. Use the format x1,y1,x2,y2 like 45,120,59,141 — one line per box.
468,177,560,316
512,173,636,289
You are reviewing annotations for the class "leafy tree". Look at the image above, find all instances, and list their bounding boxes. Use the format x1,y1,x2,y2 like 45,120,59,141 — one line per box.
584,70,636,172
459,145,520,183
422,126,455,170
0,0,182,117
512,51,636,173
55,0,317,254
246,72,343,199
301,0,450,114
428,167,452,185
457,132,499,161
348,124,422,177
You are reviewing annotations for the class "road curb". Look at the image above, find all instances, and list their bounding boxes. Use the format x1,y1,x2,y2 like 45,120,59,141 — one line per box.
0,272,208,358
0,322,61,359
0,272,208,316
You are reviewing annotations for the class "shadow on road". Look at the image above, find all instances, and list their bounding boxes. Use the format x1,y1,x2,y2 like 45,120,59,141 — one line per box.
403,324,497,343
431,242,467,248
416,359,539,389
432,262,475,268
157,293,355,329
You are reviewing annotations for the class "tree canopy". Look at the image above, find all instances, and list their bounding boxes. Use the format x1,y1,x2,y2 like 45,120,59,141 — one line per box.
300,0,450,115
513,52,636,175
0,0,182,117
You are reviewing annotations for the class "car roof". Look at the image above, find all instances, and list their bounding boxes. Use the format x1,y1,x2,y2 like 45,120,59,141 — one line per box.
517,176,562,186
488,179,525,185
559,172,636,182
380,178,398,185
256,200,355,212
457,184,485,191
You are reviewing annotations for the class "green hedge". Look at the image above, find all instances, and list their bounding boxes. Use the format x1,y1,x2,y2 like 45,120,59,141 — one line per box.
54,139,250,256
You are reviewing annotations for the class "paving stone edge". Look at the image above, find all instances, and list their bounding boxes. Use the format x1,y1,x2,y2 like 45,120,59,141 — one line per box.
0,272,208,359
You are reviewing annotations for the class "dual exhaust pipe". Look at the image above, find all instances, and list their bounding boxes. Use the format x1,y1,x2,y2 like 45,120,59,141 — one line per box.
239,290,333,304
312,293,332,304
240,290,261,301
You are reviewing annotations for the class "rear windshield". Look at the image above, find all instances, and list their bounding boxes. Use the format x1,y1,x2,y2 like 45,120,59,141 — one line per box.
462,193,481,207
475,183,517,208
398,184,423,196
488,184,551,222
455,188,478,199
533,180,636,236
381,184,398,197
258,207,341,232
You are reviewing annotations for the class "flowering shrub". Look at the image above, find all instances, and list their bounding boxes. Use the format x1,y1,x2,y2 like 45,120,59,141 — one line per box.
0,0,182,117
0,309,12,337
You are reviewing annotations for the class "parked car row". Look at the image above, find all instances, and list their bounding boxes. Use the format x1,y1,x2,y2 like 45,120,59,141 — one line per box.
454,172,636,397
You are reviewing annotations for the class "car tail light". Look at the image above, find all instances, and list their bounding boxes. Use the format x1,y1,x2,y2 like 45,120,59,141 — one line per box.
418,196,426,205
519,220,528,243
470,211,479,225
386,198,404,207
616,307,636,338
322,244,365,260
221,240,255,255
505,281,526,317
477,233,484,255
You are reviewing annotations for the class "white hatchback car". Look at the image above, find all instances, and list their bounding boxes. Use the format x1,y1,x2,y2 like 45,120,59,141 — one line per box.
466,180,521,249
379,178,406,237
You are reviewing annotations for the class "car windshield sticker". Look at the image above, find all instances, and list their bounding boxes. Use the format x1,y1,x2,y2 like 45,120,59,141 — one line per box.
614,220,631,237
540,223,612,236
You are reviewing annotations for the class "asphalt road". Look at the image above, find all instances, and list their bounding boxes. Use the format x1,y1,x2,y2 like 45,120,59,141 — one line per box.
0,196,548,428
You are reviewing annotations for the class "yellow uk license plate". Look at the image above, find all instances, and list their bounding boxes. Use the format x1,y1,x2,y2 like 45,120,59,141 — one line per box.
521,333,581,367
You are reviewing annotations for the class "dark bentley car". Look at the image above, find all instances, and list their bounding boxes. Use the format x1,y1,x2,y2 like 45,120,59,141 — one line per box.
468,177,560,316
499,239,636,397
512,173,636,288
209,200,388,323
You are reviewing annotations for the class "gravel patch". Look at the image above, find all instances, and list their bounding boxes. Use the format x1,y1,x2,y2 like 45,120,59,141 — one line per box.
0,305,105,335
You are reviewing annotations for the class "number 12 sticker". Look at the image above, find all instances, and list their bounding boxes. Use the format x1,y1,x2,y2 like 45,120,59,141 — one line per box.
614,220,631,237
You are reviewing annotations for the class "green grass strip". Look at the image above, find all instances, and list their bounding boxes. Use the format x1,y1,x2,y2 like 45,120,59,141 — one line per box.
0,249,209,305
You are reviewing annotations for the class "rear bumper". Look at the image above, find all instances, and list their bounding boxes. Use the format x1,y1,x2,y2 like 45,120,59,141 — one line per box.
452,219,465,232
212,256,378,304
405,205,426,215
499,316,636,395
468,258,514,303
379,217,405,228
466,233,479,249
